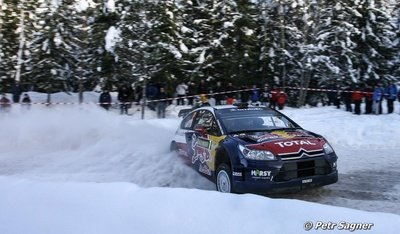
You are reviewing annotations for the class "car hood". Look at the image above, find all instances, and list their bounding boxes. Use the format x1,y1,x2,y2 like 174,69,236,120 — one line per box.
232,129,325,157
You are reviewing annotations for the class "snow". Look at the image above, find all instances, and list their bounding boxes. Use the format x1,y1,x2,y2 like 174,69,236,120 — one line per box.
0,92,399,233
105,26,121,53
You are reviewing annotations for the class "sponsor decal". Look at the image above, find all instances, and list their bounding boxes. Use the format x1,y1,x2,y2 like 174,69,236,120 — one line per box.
251,170,271,177
199,164,211,176
230,108,263,112
274,140,316,148
302,179,313,184
250,170,272,179
256,134,281,142
232,172,242,177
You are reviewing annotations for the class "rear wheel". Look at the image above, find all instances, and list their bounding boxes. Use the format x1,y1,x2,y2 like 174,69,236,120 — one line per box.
216,163,233,193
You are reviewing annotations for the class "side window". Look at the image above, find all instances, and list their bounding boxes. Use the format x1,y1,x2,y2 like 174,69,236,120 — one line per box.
194,110,221,136
181,112,197,130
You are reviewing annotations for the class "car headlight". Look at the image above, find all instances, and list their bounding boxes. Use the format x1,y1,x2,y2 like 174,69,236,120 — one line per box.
238,145,276,161
323,143,334,154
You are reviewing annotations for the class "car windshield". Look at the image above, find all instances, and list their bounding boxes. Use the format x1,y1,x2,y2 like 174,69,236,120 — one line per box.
216,107,299,134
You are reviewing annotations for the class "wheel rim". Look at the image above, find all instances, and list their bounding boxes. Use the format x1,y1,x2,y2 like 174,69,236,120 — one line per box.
217,170,231,193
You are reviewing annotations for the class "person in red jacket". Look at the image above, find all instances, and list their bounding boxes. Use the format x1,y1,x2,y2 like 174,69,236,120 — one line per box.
351,85,363,115
269,86,279,109
276,89,288,110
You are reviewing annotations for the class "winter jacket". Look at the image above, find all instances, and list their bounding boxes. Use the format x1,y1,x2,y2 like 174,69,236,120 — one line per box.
372,87,383,102
250,89,260,102
351,90,363,102
277,92,287,105
385,84,398,100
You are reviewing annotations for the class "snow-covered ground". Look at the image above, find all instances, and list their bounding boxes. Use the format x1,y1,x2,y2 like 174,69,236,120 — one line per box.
0,92,399,234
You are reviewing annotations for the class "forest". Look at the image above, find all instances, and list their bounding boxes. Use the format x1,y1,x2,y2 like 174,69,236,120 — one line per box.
0,0,399,105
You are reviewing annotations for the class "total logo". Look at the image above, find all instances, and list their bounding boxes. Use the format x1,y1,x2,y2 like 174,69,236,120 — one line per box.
274,140,316,148
251,170,271,177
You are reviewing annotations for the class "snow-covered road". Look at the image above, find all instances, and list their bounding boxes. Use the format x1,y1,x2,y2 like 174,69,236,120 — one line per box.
0,103,399,215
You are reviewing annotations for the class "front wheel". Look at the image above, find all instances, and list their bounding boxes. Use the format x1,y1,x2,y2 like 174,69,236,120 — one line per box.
216,163,233,193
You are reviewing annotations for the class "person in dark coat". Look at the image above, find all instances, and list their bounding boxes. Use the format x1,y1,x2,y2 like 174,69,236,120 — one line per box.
99,90,112,110
197,80,208,95
21,93,32,110
250,84,260,104
0,94,11,112
225,82,235,105
343,85,353,112
240,84,250,103
326,81,338,106
385,82,398,114
11,83,22,103
364,84,373,114
269,86,278,109
155,87,169,118
118,84,133,115
260,84,270,106
213,81,224,105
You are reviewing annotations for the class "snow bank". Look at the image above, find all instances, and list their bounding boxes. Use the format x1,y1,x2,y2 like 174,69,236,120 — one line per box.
0,177,399,234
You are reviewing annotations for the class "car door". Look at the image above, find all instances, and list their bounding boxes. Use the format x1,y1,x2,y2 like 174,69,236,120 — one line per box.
187,110,225,177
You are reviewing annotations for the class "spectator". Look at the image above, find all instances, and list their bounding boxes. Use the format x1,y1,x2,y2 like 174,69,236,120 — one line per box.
21,93,32,110
343,85,352,112
11,83,22,103
364,84,373,114
146,82,158,111
351,85,363,115
276,89,288,110
385,82,398,114
240,84,250,103
197,80,208,95
213,81,224,105
372,84,384,115
118,84,133,115
225,82,235,105
0,94,11,112
99,90,112,110
250,84,260,104
175,82,188,105
269,86,278,109
261,84,270,106
326,81,338,106
187,82,196,106
155,87,168,118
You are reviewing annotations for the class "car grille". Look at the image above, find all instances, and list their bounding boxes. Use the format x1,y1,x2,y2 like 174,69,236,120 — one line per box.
278,149,325,161
273,158,332,182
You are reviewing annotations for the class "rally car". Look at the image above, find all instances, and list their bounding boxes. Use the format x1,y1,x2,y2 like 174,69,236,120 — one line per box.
170,104,338,193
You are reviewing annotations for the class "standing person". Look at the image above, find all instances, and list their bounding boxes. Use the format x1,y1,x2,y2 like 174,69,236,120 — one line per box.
326,81,338,106
118,84,132,115
260,84,270,106
225,82,235,105
372,84,384,115
11,83,22,103
99,90,112,110
197,80,208,95
240,84,250,103
21,93,32,110
269,86,278,109
187,82,196,106
213,81,224,105
250,84,260,104
0,94,11,112
276,89,288,110
385,82,398,114
343,85,353,112
351,85,363,115
155,87,168,118
364,84,373,114
175,82,188,105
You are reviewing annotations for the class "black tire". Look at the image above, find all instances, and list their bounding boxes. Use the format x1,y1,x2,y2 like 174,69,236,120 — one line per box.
216,163,233,193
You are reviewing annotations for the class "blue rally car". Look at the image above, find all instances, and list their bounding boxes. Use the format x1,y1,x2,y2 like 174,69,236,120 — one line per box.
170,104,338,193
